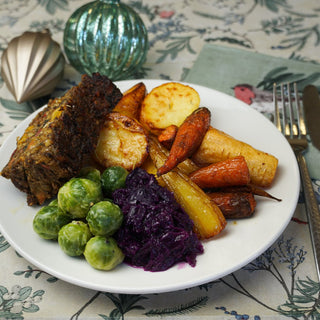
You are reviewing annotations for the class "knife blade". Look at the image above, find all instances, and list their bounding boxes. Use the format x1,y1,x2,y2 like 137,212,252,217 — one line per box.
303,85,320,151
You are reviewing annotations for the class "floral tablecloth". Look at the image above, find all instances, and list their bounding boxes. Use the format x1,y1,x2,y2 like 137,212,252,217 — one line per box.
1,0,320,319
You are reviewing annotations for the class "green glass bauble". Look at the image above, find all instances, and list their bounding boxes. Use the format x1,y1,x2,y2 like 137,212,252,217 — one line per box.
63,0,148,80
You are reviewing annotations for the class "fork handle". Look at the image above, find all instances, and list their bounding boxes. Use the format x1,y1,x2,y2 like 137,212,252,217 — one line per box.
296,151,320,281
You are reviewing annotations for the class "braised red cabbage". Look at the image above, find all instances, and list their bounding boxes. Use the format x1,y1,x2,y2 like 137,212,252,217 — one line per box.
113,168,204,272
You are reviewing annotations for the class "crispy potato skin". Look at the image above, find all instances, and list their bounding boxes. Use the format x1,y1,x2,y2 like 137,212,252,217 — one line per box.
94,112,148,171
139,82,200,135
113,82,146,120
192,127,278,187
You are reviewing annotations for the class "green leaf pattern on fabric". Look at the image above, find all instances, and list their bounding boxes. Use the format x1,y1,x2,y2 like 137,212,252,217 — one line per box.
0,0,319,319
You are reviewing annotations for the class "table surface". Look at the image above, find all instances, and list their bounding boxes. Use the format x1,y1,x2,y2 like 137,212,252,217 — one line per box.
1,0,320,319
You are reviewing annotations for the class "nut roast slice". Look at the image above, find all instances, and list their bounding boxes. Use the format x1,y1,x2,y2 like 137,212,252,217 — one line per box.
1,73,122,205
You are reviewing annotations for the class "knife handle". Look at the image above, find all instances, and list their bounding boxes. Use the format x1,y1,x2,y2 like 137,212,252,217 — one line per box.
296,151,320,281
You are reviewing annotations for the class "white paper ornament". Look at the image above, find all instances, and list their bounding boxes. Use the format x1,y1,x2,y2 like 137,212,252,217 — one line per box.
1,29,65,103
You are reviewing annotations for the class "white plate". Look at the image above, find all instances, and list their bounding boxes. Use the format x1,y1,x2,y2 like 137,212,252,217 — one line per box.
0,80,300,294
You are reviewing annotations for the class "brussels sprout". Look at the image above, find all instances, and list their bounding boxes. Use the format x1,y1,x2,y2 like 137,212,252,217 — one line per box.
58,178,103,218
33,205,71,240
48,199,58,207
84,236,124,270
78,167,101,184
101,166,128,197
58,221,92,256
86,201,123,236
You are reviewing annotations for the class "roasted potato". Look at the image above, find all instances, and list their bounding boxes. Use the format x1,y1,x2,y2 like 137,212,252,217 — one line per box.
139,82,200,135
94,112,148,171
192,127,278,187
113,82,146,120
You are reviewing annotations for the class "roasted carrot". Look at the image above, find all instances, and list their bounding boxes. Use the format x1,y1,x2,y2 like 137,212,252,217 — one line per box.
217,185,282,202
155,132,200,175
158,124,178,149
207,192,256,219
157,107,211,176
246,185,281,201
189,156,250,189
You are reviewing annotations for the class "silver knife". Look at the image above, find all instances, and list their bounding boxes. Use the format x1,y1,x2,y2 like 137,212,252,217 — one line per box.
301,84,320,282
303,85,320,150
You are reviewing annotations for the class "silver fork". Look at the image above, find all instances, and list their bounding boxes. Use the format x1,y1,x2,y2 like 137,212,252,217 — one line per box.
273,82,320,281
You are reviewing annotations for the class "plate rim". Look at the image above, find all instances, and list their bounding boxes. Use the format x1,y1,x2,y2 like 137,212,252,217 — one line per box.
0,79,300,294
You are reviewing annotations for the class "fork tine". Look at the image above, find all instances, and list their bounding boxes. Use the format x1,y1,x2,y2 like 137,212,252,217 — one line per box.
274,82,306,139
287,83,297,136
280,83,290,136
289,83,301,137
273,83,281,131
294,82,307,137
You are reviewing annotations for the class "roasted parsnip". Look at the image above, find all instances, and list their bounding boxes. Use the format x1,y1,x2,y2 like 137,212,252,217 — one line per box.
141,156,166,187
149,136,226,239
192,127,278,187
177,158,200,175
